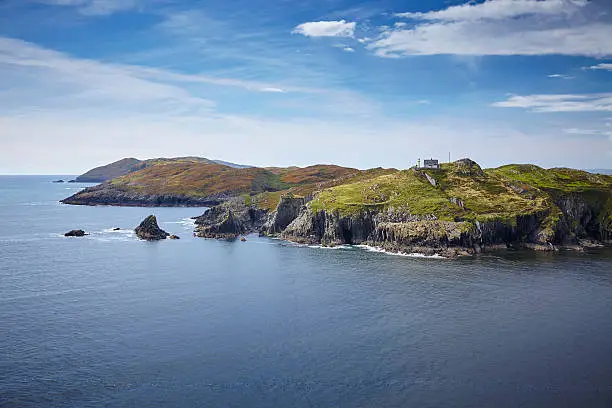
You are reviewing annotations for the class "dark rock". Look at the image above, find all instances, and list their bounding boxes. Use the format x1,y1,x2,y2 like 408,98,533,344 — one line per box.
194,197,268,239
169,235,180,240
112,227,121,231
135,215,169,240
67,180,77,183
240,237,247,242
53,180,65,183
65,229,86,237
262,195,308,235
196,209,244,239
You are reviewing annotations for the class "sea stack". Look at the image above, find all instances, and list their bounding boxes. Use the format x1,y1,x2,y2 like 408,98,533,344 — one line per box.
64,229,86,237
135,215,169,240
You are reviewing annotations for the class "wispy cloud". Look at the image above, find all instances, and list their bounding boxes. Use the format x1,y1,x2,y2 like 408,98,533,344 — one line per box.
585,63,612,71
0,37,215,114
370,0,612,57
548,74,574,79
36,0,139,15
563,128,611,136
493,93,612,112
395,0,588,21
292,20,356,38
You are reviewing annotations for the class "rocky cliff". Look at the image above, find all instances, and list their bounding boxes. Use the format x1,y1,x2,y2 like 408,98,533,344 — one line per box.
194,197,268,239
281,200,609,257
262,195,309,235
278,160,612,256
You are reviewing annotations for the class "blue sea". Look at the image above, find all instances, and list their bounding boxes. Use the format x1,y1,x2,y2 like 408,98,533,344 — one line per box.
1,175,612,408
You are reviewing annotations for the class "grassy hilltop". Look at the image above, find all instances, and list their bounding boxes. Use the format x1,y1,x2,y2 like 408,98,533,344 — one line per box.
311,161,610,216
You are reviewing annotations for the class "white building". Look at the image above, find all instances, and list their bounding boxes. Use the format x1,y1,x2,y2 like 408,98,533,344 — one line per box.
423,159,440,169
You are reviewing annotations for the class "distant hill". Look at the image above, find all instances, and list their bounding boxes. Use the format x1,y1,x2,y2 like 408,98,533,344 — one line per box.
75,157,250,183
586,169,612,175
64,160,393,208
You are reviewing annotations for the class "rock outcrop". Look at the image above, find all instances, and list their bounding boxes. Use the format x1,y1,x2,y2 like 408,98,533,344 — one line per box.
64,229,87,237
281,198,611,257
194,197,267,239
135,215,169,240
262,195,308,235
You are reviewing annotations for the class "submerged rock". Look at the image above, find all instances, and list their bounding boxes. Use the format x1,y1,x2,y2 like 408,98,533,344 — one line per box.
135,215,169,240
64,229,86,237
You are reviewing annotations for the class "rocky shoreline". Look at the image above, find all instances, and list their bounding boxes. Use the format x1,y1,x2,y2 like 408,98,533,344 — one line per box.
187,193,611,257
60,182,222,207
60,158,612,257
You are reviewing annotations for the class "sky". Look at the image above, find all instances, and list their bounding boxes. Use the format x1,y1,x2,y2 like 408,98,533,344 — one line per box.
0,0,611,173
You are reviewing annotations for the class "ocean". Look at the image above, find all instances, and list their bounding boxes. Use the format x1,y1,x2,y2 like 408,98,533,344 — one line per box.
1,176,612,407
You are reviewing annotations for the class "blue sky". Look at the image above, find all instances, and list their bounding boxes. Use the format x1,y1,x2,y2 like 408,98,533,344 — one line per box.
0,0,611,173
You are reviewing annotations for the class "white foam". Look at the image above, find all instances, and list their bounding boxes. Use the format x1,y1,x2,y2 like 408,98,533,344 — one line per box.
355,245,447,259
164,217,196,229
307,244,355,250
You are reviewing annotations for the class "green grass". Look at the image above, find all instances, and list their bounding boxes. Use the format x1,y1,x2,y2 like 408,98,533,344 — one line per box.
308,161,612,223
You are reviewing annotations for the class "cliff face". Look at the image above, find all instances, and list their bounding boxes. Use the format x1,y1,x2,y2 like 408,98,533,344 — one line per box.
194,198,268,239
277,161,612,256
262,195,309,235
281,197,610,256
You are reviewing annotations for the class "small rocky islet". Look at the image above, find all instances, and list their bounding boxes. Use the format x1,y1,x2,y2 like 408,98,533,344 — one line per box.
134,215,170,240
60,157,612,257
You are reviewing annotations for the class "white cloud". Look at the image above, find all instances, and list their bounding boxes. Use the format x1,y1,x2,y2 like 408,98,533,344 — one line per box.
1,37,610,172
37,0,138,15
292,20,356,38
332,43,356,52
396,0,588,22
0,37,308,100
585,63,612,70
563,128,611,136
0,37,214,114
260,87,285,93
493,93,612,112
370,0,612,57
548,74,574,79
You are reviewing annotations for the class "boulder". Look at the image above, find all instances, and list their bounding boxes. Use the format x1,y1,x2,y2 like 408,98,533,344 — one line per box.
112,227,121,231
169,235,180,240
65,229,86,237
135,215,169,240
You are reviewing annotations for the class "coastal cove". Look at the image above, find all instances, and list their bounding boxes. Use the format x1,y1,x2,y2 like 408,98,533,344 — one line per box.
2,176,612,407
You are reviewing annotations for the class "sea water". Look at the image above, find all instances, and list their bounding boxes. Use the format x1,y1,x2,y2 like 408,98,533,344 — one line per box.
1,176,612,407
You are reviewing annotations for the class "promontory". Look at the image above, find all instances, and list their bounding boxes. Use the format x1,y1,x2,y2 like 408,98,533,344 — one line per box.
62,157,612,257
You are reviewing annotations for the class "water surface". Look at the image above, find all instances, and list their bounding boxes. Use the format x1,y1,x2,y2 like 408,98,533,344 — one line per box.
1,176,612,407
